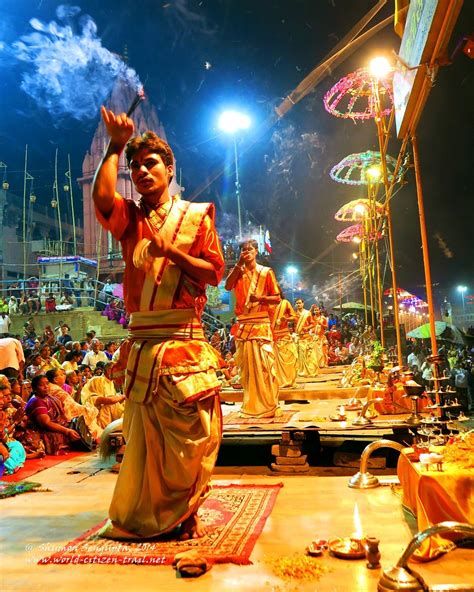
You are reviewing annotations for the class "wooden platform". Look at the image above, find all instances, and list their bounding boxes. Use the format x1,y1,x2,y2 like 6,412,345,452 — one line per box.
221,365,369,403
2,453,472,591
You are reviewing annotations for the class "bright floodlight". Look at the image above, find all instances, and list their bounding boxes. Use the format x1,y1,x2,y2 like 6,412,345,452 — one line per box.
366,165,381,181
352,236,361,243
457,285,467,293
369,56,391,78
218,110,251,134
287,265,298,275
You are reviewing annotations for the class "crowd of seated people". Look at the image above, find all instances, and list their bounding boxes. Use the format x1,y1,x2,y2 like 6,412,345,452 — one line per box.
0,320,128,476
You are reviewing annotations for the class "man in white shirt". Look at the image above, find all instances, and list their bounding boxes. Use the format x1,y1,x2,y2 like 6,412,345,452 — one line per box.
407,347,424,370
0,313,12,337
82,339,108,370
0,337,25,378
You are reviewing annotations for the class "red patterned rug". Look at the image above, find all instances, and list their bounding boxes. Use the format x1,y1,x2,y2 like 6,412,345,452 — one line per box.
223,410,295,425
2,451,85,482
39,482,283,566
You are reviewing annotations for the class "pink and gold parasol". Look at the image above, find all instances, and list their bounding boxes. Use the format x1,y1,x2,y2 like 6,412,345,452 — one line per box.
334,199,384,222
336,224,381,243
323,67,393,120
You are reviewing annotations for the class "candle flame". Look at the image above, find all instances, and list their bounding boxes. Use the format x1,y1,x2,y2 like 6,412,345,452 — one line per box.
352,503,363,539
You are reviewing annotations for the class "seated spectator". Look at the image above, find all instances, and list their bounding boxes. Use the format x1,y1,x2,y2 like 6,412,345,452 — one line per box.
104,341,118,360
41,325,56,347
0,406,26,475
62,350,83,374
53,344,67,365
57,292,75,310
19,293,29,315
8,296,19,316
210,329,222,353
38,344,61,374
26,353,43,380
81,363,125,429
45,369,101,440
44,293,57,313
57,324,73,346
78,364,93,383
27,290,41,314
82,339,108,370
26,374,81,454
65,370,83,403
13,414,45,459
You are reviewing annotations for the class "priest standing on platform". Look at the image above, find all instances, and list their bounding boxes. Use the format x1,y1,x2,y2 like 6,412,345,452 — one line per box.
92,106,225,541
225,240,281,418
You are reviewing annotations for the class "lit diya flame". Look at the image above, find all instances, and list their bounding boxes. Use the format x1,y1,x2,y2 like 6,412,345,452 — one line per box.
350,503,365,550
126,85,145,117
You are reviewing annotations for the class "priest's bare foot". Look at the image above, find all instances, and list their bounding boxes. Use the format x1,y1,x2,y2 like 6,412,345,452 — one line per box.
179,513,210,540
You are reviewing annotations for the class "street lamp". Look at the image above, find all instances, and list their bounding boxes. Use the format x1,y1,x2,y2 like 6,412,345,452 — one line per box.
287,265,298,302
218,110,251,240
457,285,467,314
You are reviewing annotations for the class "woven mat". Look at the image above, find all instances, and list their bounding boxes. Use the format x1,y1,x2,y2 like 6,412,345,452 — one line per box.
223,410,295,425
39,482,283,566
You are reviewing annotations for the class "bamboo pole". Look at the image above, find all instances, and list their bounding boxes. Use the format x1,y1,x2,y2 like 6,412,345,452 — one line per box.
373,89,403,365
411,135,438,357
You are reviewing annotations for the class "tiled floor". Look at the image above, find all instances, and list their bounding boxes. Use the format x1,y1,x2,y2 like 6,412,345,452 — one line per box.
2,452,473,592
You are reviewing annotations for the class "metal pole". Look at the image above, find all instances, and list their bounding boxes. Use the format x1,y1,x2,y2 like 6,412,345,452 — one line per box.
54,150,64,288
234,138,242,240
67,154,77,256
22,145,28,282
411,135,438,357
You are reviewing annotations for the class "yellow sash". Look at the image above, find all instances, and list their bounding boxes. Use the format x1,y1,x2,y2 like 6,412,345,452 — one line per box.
296,309,312,334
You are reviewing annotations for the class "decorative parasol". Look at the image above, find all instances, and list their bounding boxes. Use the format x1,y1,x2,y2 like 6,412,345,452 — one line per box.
334,199,384,222
323,67,393,120
330,150,402,185
406,322,464,344
336,224,382,243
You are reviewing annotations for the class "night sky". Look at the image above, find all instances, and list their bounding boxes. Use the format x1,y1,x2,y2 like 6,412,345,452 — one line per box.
1,1,473,307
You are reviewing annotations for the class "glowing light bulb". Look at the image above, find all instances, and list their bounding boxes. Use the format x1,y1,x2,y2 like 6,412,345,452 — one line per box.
366,165,381,181
369,57,391,78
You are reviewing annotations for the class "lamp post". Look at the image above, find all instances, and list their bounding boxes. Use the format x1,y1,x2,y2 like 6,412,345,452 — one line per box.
287,265,298,302
457,285,467,315
218,110,251,240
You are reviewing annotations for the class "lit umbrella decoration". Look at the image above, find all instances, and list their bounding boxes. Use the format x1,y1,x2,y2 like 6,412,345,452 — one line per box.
325,65,403,351
323,67,393,121
330,150,402,186
335,199,384,325
336,224,381,243
334,199,383,222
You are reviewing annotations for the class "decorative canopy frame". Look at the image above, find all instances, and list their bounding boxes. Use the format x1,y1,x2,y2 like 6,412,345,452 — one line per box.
330,150,402,186
336,223,381,243
334,198,384,222
323,67,393,120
